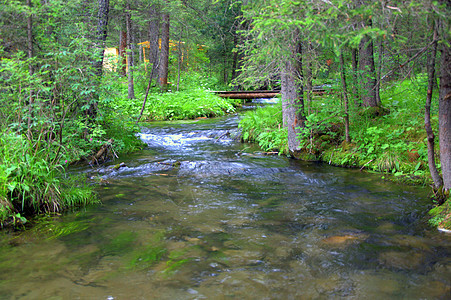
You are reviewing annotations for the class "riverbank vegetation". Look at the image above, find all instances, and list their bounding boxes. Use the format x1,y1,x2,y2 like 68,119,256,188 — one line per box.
237,1,450,230
0,0,449,230
0,0,241,227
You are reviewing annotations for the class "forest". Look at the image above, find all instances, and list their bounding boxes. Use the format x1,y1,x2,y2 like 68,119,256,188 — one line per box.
0,0,450,230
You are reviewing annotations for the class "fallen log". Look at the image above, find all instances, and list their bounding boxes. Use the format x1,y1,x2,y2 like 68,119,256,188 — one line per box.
90,139,114,165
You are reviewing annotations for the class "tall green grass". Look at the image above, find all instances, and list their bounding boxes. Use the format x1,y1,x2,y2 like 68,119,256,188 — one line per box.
0,131,97,227
239,102,288,154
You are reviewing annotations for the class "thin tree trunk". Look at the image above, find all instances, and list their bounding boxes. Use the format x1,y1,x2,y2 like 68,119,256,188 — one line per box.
339,53,351,143
159,12,170,90
376,40,383,106
282,28,304,156
26,0,33,140
126,2,135,99
439,41,451,194
305,58,313,115
177,30,182,92
351,47,361,106
231,33,239,84
148,4,160,79
136,47,161,124
425,25,443,190
119,30,127,76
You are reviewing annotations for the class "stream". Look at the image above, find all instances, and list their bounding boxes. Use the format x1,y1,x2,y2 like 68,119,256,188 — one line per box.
0,106,450,299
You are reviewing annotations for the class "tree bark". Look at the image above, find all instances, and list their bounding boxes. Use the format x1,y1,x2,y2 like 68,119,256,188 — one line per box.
125,2,135,99
88,0,110,119
439,41,451,193
339,53,351,143
148,4,160,79
281,29,304,156
425,25,443,190
92,0,110,78
351,47,361,106
26,0,33,140
159,12,170,90
119,30,127,76
376,40,383,106
359,35,378,107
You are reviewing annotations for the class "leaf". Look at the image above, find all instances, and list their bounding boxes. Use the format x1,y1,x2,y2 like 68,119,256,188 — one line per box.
414,161,421,171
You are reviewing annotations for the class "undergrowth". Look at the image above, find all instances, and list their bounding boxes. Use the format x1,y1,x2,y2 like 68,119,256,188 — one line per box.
0,131,98,227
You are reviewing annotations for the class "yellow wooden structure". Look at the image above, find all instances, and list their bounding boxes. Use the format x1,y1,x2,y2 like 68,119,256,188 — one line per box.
103,47,119,72
138,39,182,71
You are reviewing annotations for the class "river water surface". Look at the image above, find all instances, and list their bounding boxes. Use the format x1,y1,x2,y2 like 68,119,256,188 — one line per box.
0,110,450,299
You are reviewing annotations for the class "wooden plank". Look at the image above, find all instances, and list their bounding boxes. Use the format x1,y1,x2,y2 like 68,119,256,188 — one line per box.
216,92,280,99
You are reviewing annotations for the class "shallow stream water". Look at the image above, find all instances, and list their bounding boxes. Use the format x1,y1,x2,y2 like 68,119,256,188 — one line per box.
0,109,450,299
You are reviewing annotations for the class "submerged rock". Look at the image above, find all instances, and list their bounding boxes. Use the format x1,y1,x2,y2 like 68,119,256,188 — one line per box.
378,251,424,270
321,233,369,247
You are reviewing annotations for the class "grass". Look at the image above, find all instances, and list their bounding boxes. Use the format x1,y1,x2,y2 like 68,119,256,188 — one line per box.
0,131,98,227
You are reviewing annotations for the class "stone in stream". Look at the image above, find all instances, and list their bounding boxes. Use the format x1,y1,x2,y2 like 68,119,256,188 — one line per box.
378,251,425,270
320,233,369,247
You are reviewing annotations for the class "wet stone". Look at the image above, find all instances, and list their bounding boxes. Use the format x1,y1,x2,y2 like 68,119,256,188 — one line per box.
378,251,424,270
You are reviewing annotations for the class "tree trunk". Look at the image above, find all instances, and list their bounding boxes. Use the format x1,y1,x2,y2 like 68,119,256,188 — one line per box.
351,47,361,106
148,4,160,79
159,12,170,90
439,41,451,193
89,0,110,118
376,40,383,106
359,35,378,107
425,25,443,190
339,53,351,143
119,30,127,76
281,29,304,156
305,59,313,114
26,0,34,140
92,0,110,77
177,30,182,92
125,2,135,99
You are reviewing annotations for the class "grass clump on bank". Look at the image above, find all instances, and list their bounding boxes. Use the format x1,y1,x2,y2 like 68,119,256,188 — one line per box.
0,131,98,228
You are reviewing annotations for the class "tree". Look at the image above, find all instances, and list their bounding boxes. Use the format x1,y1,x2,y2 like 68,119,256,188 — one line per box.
355,0,379,107
281,28,305,155
125,1,135,99
148,3,160,81
424,23,443,191
438,39,451,196
159,10,170,90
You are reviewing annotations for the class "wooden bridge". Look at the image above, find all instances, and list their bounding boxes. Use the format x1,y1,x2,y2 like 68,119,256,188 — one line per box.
213,87,326,99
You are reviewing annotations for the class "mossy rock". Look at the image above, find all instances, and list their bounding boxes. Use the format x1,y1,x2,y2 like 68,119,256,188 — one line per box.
290,150,319,161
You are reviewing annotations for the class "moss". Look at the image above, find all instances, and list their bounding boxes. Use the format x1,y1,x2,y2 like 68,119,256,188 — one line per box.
428,199,451,230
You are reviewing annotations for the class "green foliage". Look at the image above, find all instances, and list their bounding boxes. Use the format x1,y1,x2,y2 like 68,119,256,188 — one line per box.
239,102,288,154
0,131,98,227
428,200,451,229
102,68,237,122
240,74,436,185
